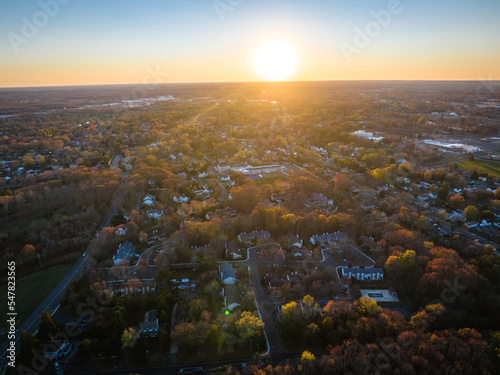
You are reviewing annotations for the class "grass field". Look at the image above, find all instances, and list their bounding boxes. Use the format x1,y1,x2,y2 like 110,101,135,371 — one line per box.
255,172,290,186
456,159,500,178
0,264,74,337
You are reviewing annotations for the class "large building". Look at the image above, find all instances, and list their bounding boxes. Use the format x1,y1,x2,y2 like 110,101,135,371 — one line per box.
310,232,348,246
238,230,271,243
342,267,384,281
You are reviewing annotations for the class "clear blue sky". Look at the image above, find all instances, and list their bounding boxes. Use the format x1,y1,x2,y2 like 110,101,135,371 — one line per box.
1,0,499,86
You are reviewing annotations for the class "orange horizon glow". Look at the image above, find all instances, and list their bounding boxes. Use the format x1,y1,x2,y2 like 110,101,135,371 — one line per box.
1,1,499,88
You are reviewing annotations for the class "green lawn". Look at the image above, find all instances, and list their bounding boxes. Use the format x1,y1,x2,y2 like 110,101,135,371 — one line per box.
255,172,290,186
456,159,500,178
0,264,74,336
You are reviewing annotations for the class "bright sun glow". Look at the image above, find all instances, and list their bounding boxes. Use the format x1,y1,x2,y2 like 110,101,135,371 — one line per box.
253,40,298,81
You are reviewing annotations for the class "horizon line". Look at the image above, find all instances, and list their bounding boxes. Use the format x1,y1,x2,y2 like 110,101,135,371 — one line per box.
1,78,499,90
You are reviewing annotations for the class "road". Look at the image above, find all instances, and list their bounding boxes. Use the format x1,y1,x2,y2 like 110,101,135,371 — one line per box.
0,199,118,366
68,354,299,375
244,244,287,357
109,155,121,169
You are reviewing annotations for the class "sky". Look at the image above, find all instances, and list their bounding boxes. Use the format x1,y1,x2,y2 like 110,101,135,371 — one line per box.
0,0,499,87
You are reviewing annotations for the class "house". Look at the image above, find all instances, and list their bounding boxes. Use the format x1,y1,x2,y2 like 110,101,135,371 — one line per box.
76,312,93,331
115,226,127,236
223,285,241,312
238,230,271,243
310,232,348,246
147,209,163,219
342,267,384,281
286,272,305,284
470,220,492,229
143,194,155,206
265,274,285,289
292,247,311,258
360,288,399,302
438,227,453,236
42,340,70,360
171,278,196,290
220,263,237,285
113,241,135,265
450,210,465,222
286,233,303,248
226,242,244,260
173,195,189,203
138,310,159,338
359,236,383,253
194,188,210,197
311,193,334,207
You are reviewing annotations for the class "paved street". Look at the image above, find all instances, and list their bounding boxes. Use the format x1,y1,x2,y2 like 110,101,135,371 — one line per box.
244,244,287,357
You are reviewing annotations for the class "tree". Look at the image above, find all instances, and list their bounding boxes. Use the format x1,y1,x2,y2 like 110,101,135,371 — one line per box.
301,350,316,363
121,327,138,349
235,311,264,350
19,330,40,365
20,244,41,268
448,194,465,208
385,229,416,248
464,205,480,222
78,339,93,360
281,301,306,342
37,311,57,341
399,250,417,274
354,296,382,317
173,322,197,351
305,323,320,347
438,183,449,201
155,267,172,292
229,185,261,214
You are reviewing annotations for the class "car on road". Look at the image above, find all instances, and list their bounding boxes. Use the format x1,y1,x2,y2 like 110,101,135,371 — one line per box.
82,252,87,257
179,367,204,374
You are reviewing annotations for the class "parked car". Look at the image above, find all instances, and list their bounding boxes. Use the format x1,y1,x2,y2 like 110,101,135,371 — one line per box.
62,343,72,356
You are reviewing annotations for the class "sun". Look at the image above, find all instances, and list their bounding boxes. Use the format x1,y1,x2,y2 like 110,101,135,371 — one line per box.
253,40,298,81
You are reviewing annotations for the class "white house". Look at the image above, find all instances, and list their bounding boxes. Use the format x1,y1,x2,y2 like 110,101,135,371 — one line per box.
342,267,384,281
220,263,237,285
173,195,189,204
147,209,163,219
143,195,155,206
115,227,127,236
